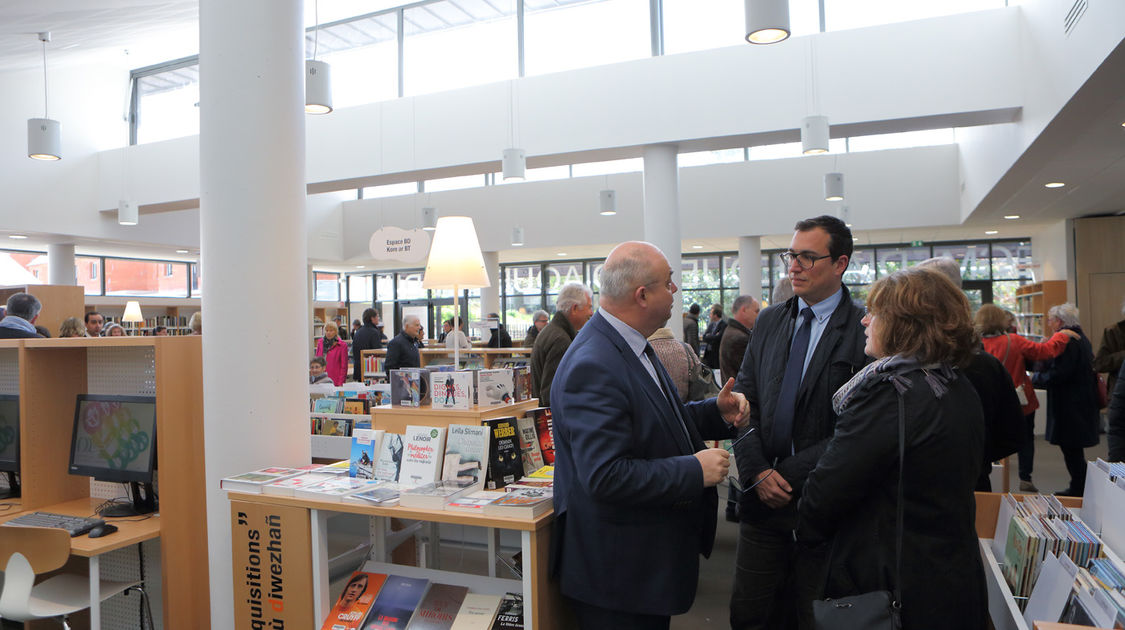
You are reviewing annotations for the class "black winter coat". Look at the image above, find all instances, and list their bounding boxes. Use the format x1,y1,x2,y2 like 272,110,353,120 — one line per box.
732,286,868,526
798,367,987,630
1032,326,1100,448
351,322,386,382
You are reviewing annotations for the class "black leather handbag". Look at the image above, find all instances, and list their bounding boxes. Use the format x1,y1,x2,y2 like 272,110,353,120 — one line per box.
812,394,906,630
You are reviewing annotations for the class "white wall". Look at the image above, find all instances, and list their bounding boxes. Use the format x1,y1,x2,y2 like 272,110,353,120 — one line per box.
1030,219,1070,282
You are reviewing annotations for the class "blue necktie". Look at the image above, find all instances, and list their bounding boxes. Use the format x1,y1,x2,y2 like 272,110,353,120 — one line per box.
771,307,814,460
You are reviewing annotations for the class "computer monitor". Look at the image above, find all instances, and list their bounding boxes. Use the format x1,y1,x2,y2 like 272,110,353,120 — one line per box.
0,394,19,499
68,394,157,517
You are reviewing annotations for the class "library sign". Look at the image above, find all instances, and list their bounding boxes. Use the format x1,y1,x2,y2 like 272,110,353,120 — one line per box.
369,227,431,263
230,501,313,630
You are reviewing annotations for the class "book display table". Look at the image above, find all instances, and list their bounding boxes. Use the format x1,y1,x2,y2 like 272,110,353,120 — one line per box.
224,491,561,630
372,398,540,434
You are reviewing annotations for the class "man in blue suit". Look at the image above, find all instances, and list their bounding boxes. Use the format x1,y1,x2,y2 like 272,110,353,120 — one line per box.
551,241,751,629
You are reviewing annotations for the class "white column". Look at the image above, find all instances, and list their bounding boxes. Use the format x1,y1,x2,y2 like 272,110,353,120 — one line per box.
199,2,309,627
480,251,501,318
46,243,76,286
738,236,762,300
642,144,683,340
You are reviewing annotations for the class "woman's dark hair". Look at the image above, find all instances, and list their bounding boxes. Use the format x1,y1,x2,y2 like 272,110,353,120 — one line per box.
794,215,854,262
361,308,378,326
866,267,976,367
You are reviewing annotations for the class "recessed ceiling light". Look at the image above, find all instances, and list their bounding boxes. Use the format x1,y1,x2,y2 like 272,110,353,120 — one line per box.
8,234,27,240
692,245,703,249
1044,182,1065,188
985,230,999,235
355,265,365,269
557,252,567,256
175,249,189,254
1003,215,1020,220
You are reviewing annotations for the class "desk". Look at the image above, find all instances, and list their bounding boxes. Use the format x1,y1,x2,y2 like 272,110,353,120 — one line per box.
226,491,560,630
0,497,160,630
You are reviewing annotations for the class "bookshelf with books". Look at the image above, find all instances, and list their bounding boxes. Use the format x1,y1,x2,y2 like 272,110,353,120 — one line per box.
1015,281,1067,340
87,300,198,336
362,348,531,375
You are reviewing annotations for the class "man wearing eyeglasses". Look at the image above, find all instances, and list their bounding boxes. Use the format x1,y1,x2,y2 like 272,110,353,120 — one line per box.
729,215,868,630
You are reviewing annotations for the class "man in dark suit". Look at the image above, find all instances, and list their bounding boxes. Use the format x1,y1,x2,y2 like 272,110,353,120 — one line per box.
731,215,868,629
0,293,44,339
384,314,422,376
551,241,750,629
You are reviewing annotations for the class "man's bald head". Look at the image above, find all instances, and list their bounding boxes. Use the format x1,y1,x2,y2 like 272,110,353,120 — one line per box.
599,241,677,337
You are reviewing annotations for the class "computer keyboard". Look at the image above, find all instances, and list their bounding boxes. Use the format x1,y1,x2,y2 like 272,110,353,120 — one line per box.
3,512,106,537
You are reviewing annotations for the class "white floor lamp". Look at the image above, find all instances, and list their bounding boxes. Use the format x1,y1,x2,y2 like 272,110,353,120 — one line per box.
422,216,491,369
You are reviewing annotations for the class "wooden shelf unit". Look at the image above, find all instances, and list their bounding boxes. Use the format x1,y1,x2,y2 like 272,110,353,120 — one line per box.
0,283,85,338
361,348,532,378
1,336,210,630
1015,281,1068,339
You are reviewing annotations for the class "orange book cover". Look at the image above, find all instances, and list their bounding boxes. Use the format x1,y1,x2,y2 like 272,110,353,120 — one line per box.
320,572,388,630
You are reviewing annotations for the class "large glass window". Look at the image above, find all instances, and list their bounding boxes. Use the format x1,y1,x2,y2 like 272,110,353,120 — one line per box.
395,271,426,299
78,256,102,295
931,243,990,280
504,264,543,297
679,148,745,168
314,271,340,302
847,129,955,153
375,273,396,302
403,0,517,97
425,174,487,192
362,182,419,199
571,158,644,177
309,12,398,107
105,259,189,297
874,245,928,276
190,262,201,297
134,63,200,144
524,0,650,77
545,262,584,293
348,274,374,303
824,0,1007,32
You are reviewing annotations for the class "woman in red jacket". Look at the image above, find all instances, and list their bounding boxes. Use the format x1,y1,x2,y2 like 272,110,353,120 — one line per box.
316,321,349,386
975,304,1077,492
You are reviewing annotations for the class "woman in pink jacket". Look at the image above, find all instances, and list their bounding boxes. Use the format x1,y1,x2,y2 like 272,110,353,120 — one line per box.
975,304,1077,492
316,321,349,386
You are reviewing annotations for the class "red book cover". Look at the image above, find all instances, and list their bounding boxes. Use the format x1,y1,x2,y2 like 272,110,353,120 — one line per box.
526,407,554,465
320,572,387,630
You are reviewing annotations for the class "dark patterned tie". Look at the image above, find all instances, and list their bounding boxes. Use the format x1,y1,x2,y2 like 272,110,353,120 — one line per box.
770,307,815,460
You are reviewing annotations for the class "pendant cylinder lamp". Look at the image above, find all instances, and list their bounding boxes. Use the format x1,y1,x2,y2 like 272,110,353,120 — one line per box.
745,0,790,44
502,148,526,181
28,118,61,160
802,116,829,155
422,207,437,231
511,227,525,247
599,190,617,216
824,172,844,202
305,60,332,114
118,200,138,226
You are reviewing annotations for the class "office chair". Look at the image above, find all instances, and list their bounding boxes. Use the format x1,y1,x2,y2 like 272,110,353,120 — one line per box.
0,526,141,629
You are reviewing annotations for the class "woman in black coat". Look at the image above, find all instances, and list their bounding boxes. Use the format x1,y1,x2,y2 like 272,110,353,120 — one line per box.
1032,303,1100,495
797,267,986,630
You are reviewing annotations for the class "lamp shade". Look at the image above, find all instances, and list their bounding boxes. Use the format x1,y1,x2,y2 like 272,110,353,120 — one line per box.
802,115,829,155
422,216,491,290
422,206,437,231
824,172,844,201
305,60,333,114
599,190,617,216
745,0,790,44
502,148,526,181
118,199,138,226
511,226,524,247
122,301,143,323
27,118,61,160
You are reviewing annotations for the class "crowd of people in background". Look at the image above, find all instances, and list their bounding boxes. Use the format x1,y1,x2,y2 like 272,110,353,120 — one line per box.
0,294,202,339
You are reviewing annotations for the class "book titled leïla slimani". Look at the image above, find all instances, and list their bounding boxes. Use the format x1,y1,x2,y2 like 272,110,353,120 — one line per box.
362,575,431,630
483,417,523,490
442,424,490,488
319,571,387,630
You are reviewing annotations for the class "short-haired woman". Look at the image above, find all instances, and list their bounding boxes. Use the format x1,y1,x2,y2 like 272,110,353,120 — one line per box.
1032,303,1101,495
798,267,986,630
975,303,1076,492
316,321,349,387
58,317,85,338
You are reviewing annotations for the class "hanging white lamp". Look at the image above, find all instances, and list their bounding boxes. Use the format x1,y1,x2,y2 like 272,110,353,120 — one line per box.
824,172,844,201
502,148,526,181
118,200,138,226
745,0,790,44
837,205,852,227
305,1,332,114
599,190,617,216
511,227,525,247
802,116,829,155
28,32,61,161
422,206,437,231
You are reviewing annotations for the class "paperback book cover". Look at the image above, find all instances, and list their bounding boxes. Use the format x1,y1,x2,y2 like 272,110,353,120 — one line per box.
477,369,515,406
362,575,431,630
398,480,476,510
483,417,523,490
442,424,490,487
484,487,553,518
262,472,336,496
449,594,503,630
445,489,505,513
399,425,447,488
319,417,351,437
220,467,305,494
375,433,405,482
315,397,345,413
491,593,524,630
346,483,402,506
514,416,545,476
294,476,382,502
320,572,388,630
524,408,555,465
350,429,385,480
405,583,469,630
430,371,474,410
390,369,426,407
511,366,531,403
343,398,370,415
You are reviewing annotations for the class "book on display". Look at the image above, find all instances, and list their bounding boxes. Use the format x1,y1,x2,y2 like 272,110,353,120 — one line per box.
448,594,503,630
399,425,447,488
220,467,305,494
477,369,514,406
523,407,554,465
445,489,506,513
361,575,431,630
262,472,337,496
351,429,385,480
431,371,474,410
404,583,469,630
296,476,383,502
390,369,430,407
375,433,405,483
511,366,531,403
484,487,552,519
346,483,402,507
441,424,490,488
513,416,545,476
319,571,388,630
482,417,523,490
398,480,476,510
490,593,524,630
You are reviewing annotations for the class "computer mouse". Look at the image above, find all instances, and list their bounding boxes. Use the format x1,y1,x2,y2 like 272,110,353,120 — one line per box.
88,524,119,538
